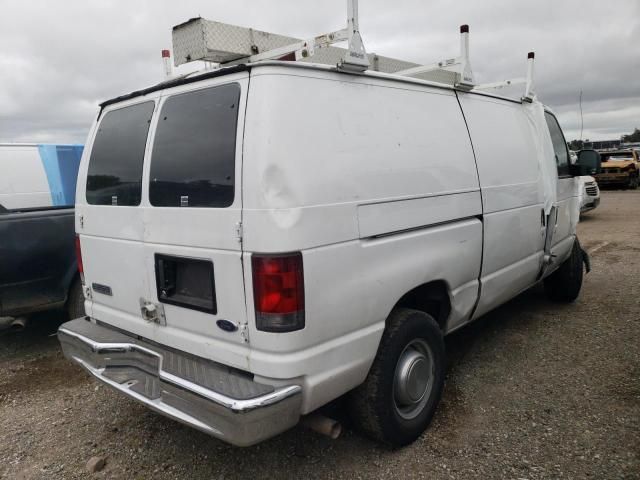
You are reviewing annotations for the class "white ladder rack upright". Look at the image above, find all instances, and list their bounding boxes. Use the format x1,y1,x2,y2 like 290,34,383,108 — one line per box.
395,25,475,90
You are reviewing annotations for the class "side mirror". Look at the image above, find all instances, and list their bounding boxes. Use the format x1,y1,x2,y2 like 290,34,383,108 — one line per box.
570,149,602,176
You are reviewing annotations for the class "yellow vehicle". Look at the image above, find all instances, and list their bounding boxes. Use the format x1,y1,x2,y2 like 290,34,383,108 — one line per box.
595,149,639,189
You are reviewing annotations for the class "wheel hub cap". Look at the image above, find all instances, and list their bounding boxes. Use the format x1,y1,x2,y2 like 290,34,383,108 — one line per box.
395,350,429,404
393,339,434,420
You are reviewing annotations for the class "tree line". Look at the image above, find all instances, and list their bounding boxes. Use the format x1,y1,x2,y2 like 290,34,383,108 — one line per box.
568,127,640,150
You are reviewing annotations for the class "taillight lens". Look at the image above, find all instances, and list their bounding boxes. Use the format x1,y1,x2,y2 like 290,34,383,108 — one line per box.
252,253,304,332
75,235,84,277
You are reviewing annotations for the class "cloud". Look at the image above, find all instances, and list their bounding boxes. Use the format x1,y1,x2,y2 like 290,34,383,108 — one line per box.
0,0,637,143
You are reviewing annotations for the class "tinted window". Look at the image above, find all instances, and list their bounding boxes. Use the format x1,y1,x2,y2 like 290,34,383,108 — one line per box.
544,112,570,176
86,102,154,206
149,84,240,208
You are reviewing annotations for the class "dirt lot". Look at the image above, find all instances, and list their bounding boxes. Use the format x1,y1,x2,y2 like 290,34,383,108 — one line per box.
1,190,638,480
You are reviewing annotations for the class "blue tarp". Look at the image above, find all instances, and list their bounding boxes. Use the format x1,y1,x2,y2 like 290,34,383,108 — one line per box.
37,144,83,206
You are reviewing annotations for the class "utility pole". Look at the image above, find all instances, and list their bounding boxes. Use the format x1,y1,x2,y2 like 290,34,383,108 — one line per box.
579,90,584,142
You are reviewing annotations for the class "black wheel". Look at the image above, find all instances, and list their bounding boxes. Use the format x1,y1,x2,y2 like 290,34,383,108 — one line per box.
349,308,445,446
544,238,584,302
629,174,639,190
66,278,86,319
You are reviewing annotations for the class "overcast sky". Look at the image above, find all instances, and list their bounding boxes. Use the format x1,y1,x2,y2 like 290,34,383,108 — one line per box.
1,0,638,144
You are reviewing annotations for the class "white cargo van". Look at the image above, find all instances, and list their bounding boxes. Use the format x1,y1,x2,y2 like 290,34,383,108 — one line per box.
58,9,602,447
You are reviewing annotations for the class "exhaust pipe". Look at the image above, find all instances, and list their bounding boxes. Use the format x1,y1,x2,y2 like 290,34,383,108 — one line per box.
0,316,28,332
10,317,28,332
300,413,342,439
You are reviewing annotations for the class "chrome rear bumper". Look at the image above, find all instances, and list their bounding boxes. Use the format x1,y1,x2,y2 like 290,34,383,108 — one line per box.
58,318,302,446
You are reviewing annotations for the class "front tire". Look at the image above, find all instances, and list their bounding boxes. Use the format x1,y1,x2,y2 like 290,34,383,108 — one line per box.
544,237,584,302
349,308,445,447
629,173,639,190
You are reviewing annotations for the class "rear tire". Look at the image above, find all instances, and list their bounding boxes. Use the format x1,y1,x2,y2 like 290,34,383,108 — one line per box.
544,238,584,302
66,278,86,319
348,308,445,447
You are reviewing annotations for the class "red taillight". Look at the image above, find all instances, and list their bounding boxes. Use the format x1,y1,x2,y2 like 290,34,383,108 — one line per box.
252,253,304,332
75,235,84,275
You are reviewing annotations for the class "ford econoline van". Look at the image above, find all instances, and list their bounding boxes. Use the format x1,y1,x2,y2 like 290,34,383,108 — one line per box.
58,54,601,446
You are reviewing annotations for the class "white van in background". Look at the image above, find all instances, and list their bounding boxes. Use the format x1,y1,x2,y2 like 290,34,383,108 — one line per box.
0,143,82,210
58,9,602,447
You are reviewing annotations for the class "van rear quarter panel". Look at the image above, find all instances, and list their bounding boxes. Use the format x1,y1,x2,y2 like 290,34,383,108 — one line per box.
242,67,482,411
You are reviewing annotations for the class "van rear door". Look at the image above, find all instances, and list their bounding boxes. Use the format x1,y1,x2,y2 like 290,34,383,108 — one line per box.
78,97,157,329
77,73,250,368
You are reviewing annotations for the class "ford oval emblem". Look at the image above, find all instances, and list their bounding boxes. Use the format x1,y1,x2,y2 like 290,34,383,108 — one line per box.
216,319,238,332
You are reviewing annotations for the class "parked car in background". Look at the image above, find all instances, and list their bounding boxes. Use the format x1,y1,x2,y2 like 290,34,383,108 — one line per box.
578,175,600,214
595,149,639,189
0,143,85,331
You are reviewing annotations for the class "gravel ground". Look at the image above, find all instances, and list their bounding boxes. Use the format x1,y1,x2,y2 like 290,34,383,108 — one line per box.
1,190,638,479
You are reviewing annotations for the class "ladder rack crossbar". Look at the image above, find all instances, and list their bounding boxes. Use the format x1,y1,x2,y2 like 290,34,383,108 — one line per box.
475,78,526,91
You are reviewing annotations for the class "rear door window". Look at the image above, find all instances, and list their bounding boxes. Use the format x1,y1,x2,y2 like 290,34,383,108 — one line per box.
149,83,240,208
86,101,154,206
544,112,570,177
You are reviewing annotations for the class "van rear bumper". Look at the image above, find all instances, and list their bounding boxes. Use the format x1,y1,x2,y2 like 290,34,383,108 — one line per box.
57,318,302,446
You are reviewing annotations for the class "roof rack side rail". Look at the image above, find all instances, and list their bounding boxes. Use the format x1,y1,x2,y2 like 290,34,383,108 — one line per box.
474,78,526,91
395,25,475,90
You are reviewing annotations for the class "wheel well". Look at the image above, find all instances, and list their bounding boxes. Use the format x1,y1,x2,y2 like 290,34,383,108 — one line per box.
393,281,451,331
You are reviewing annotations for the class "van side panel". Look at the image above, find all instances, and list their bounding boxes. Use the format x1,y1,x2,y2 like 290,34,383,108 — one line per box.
552,177,579,258
247,219,482,412
457,94,545,320
243,67,482,412
242,68,481,251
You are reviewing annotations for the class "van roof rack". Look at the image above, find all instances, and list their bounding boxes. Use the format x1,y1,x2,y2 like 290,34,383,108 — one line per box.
475,52,537,102
169,0,537,99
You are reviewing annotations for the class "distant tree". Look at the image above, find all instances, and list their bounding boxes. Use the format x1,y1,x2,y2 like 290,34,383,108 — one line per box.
568,139,584,150
622,128,640,143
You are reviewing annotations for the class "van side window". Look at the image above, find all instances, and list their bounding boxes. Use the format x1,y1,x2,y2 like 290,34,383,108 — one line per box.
86,102,154,206
149,83,240,208
544,112,570,177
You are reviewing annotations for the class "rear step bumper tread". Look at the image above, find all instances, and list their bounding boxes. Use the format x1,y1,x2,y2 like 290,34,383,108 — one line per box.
58,317,302,446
